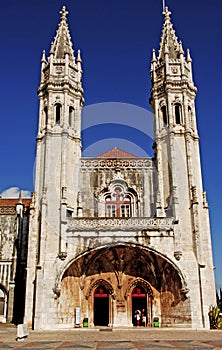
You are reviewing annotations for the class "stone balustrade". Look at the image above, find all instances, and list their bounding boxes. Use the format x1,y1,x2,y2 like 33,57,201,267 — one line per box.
67,217,174,233
81,158,153,170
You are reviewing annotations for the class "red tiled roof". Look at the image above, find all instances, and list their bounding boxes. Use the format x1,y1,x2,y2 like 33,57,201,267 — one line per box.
96,147,138,159
0,198,31,207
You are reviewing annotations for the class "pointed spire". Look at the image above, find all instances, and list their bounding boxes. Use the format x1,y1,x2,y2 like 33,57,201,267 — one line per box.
186,48,193,82
49,6,75,63
158,7,181,60
186,48,192,63
18,191,22,204
152,49,157,63
179,41,184,55
77,49,82,64
41,50,47,71
16,192,24,216
41,50,46,63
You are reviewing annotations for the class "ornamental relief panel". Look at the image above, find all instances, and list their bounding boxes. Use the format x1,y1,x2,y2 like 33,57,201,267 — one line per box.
69,68,76,80
81,158,153,170
156,67,164,79
67,217,174,232
55,65,64,74
0,215,15,260
171,66,179,74
43,68,49,80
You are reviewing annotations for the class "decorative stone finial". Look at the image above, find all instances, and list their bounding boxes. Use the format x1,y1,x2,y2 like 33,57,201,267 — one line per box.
179,41,184,54
163,6,171,17
60,6,68,21
77,49,82,63
41,50,46,62
187,49,192,63
152,49,157,62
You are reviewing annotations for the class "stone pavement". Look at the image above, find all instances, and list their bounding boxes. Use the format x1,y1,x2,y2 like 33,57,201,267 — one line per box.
0,324,222,349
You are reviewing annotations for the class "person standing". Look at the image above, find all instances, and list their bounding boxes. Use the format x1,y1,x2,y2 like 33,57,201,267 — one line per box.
141,309,147,327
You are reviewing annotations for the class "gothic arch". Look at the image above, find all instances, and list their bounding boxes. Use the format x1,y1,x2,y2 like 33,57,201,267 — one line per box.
124,278,153,300
86,279,115,300
54,242,189,300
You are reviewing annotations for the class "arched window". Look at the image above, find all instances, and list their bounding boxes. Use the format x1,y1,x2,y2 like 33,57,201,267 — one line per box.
69,106,74,127
55,103,61,124
161,105,168,126
105,187,131,218
175,103,181,124
44,106,48,126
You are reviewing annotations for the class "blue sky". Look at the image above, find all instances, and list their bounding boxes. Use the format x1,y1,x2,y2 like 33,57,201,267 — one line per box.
0,0,221,289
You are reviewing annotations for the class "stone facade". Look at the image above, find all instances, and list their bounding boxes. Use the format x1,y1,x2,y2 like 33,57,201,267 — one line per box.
0,6,216,329
0,198,31,323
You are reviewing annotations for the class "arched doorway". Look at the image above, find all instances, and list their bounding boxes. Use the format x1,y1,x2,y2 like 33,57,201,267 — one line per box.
0,287,6,323
132,286,147,326
59,245,190,327
94,285,109,326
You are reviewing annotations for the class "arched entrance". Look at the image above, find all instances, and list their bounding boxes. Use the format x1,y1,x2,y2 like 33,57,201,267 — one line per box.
94,285,109,326
59,244,190,327
132,286,147,326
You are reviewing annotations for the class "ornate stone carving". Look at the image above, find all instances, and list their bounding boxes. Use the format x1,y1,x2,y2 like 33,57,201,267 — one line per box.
52,287,61,299
174,250,182,260
58,252,67,260
124,278,153,300
181,287,190,296
81,158,153,170
85,278,115,300
171,66,178,74
0,207,15,215
55,65,64,74
67,217,174,232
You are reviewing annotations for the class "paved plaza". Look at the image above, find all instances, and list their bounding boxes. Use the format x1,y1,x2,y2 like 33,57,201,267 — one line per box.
0,324,222,349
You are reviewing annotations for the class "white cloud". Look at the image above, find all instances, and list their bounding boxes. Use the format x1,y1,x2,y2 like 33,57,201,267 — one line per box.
0,187,31,198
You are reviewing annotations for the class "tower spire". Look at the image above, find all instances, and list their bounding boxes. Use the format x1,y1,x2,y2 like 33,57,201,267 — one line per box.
49,6,75,63
158,7,182,60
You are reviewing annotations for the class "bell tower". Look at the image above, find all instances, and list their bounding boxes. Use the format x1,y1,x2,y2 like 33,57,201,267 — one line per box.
150,7,199,219
35,5,84,253
150,7,215,327
25,7,84,328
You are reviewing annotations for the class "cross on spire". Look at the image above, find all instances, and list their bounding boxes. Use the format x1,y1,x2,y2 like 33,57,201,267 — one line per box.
60,6,68,21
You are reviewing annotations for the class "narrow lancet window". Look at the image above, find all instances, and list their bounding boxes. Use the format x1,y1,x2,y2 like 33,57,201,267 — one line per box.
161,105,168,126
175,103,181,124
55,103,61,124
44,107,48,126
69,106,74,127
188,106,192,127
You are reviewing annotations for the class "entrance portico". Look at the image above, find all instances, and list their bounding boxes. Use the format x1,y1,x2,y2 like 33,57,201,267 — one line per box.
57,244,190,328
